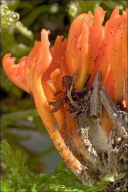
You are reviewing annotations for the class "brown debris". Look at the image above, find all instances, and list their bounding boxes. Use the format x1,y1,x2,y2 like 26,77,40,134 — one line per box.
49,71,128,191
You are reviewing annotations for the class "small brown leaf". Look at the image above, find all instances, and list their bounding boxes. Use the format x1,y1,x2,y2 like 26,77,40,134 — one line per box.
49,99,63,113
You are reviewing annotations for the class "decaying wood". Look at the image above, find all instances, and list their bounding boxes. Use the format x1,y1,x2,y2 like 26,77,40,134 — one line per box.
89,71,102,118
100,84,127,130
49,71,128,191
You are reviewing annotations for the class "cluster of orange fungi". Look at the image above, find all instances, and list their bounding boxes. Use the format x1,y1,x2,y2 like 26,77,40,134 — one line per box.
3,7,127,179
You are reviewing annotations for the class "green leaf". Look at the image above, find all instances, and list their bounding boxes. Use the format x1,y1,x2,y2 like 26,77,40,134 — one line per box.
1,4,19,30
1,140,114,191
103,1,125,10
2,0,20,11
1,139,35,190
21,5,53,27
1,180,15,192
87,173,115,191
68,1,100,19
1,109,39,129
1,68,23,98
15,21,34,40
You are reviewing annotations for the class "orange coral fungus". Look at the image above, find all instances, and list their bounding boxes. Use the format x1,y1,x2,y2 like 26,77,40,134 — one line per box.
3,7,128,186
